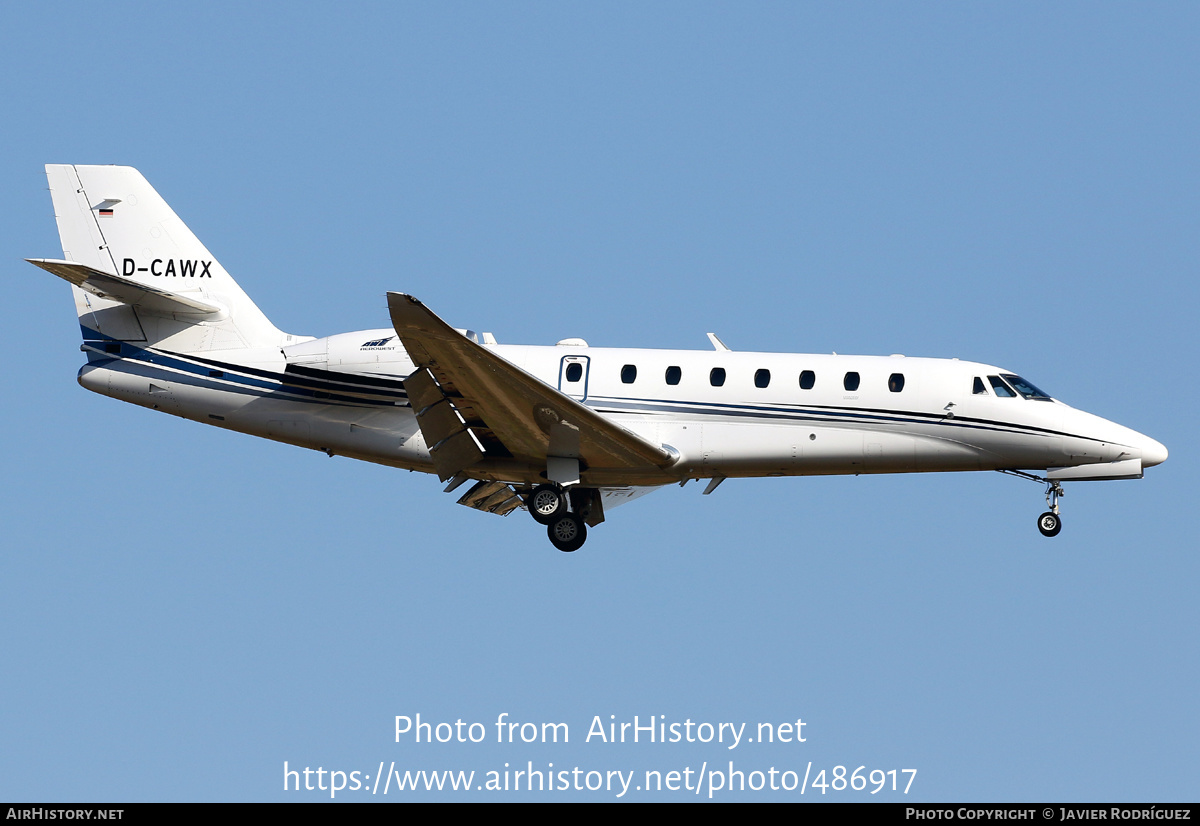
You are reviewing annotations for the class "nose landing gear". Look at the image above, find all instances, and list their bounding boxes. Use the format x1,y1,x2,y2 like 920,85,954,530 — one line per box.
1037,480,1064,537
999,470,1066,538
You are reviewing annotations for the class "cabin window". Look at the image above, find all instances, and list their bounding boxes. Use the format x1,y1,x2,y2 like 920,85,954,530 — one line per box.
1002,374,1053,401
621,364,637,384
755,369,771,388
665,366,682,385
710,367,726,387
888,373,905,392
565,363,583,382
799,370,816,390
844,372,860,392
988,375,1017,397
973,377,988,395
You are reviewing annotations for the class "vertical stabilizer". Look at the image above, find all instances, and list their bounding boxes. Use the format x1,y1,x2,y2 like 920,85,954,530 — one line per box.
44,164,288,351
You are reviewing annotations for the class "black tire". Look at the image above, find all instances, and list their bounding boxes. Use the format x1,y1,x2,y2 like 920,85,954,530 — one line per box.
547,513,587,553
1037,511,1062,537
528,484,565,525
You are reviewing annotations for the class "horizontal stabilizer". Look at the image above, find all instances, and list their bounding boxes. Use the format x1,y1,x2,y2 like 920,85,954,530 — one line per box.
27,258,224,317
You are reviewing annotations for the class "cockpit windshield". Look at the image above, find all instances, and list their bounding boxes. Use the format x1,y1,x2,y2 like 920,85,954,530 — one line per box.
1001,374,1053,401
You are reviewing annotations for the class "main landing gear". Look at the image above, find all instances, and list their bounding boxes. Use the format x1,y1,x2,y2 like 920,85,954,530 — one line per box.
527,484,566,525
524,483,594,552
547,512,587,553
999,470,1065,538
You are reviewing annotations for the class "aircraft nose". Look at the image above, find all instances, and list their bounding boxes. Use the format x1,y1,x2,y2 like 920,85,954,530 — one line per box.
1140,435,1168,468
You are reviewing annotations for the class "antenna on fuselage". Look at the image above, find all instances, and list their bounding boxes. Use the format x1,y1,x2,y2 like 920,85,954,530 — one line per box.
706,332,731,351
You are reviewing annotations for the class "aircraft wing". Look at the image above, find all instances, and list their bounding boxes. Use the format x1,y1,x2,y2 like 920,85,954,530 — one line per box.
387,292,677,482
27,258,223,317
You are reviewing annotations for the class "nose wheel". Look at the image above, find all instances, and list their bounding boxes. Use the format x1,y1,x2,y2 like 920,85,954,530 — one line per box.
1037,479,1065,537
1037,511,1062,537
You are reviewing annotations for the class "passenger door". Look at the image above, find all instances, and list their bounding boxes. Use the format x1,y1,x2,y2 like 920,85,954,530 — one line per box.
558,356,590,401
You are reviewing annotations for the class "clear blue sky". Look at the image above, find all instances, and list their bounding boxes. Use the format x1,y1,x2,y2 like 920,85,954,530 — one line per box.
2,2,1196,801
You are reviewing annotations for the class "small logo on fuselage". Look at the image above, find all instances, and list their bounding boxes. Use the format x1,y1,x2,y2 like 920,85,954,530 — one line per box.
123,258,212,278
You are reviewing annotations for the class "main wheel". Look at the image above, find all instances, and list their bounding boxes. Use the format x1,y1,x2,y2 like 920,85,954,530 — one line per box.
547,513,587,553
528,484,565,525
1037,511,1062,537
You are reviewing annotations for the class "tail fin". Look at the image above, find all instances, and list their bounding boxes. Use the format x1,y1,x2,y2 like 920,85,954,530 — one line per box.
35,164,289,351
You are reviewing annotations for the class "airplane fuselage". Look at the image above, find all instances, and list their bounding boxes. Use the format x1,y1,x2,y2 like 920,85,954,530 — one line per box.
77,328,1165,488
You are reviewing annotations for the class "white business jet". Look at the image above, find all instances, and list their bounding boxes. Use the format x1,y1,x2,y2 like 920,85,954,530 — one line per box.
29,165,1167,552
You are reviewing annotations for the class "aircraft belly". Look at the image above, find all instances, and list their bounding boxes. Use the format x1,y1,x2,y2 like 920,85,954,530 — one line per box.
862,433,917,472
80,362,433,472
668,421,854,476
642,417,979,478
795,427,866,474
685,421,795,474
84,362,184,415
911,433,985,471
670,420,987,477
656,417,1006,477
